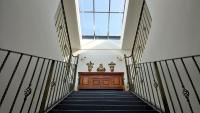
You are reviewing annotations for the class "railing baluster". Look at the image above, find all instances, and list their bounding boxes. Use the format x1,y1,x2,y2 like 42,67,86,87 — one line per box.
159,61,176,113
51,62,62,103
129,64,135,90
139,63,148,101
135,66,140,94
45,61,58,108
65,63,70,92
9,56,32,113
149,63,162,109
154,62,170,113
34,59,50,113
0,54,23,106
46,61,59,107
181,58,200,104
55,63,65,102
145,63,156,105
60,63,67,98
142,63,152,103
172,59,194,113
192,56,200,75
50,62,62,107
0,51,10,73
39,60,55,113
19,57,39,113
138,64,145,98
27,58,45,113
62,65,69,97
138,66,144,97
165,60,183,113
56,62,64,100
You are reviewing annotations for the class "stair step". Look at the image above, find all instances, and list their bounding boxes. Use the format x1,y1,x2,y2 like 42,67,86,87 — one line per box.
54,104,153,110
61,100,146,105
49,110,159,113
66,97,141,101
70,93,133,96
72,91,129,94
48,91,159,113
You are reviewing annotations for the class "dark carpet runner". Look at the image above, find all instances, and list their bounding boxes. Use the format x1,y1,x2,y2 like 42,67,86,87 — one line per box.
49,90,159,113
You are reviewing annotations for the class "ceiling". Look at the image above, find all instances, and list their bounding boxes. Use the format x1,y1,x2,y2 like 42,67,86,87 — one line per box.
63,0,143,51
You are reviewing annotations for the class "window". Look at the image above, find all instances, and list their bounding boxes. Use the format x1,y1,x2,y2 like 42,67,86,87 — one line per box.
79,0,126,39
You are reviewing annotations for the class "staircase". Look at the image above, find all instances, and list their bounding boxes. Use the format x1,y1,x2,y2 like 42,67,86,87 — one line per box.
48,90,159,113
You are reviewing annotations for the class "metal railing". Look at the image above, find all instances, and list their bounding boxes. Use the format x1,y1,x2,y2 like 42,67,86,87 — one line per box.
131,0,152,64
0,48,79,113
0,0,79,113
125,1,200,113
55,0,72,61
125,54,200,113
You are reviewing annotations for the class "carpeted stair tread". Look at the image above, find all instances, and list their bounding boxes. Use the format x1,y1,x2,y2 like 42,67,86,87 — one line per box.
49,110,159,113
54,104,153,110
61,100,146,105
48,90,159,113
69,94,134,97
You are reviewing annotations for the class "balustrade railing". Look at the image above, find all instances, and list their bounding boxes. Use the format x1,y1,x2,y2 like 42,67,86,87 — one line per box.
125,1,200,113
125,54,200,113
0,48,79,113
0,0,79,113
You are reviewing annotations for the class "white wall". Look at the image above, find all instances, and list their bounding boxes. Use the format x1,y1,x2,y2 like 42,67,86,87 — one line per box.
0,0,63,60
142,0,200,62
73,50,131,91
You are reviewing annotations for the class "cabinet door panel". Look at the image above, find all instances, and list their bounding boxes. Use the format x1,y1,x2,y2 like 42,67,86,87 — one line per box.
112,76,121,85
82,77,89,85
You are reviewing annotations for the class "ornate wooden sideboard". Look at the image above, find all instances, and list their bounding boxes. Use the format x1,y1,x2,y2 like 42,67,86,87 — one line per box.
78,72,124,90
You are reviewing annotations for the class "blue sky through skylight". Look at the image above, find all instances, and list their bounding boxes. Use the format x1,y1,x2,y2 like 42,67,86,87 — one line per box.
79,0,126,39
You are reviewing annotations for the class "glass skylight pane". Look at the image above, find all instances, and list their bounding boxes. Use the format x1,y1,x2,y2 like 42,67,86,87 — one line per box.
95,13,108,36
95,0,109,12
110,0,125,12
80,13,94,35
109,13,123,36
79,0,93,11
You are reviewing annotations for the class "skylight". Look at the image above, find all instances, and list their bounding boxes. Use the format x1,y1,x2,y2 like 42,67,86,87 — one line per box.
79,0,126,40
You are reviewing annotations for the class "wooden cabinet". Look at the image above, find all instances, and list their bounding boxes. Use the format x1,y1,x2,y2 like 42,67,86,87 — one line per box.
78,72,124,90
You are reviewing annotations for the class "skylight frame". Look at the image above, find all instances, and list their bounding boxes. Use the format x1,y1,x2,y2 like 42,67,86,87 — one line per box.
79,0,126,40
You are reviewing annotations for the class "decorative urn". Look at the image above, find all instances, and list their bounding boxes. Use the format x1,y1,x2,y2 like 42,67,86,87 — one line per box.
108,61,116,72
86,61,94,72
